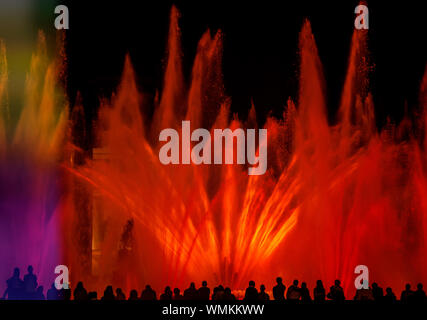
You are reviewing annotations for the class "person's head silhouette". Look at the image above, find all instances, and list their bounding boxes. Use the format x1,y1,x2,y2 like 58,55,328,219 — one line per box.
13,267,20,278
301,282,307,289
105,285,113,295
276,277,282,284
129,290,138,299
260,284,266,292
202,281,207,287
316,280,323,288
405,283,411,290
190,282,195,289
334,280,341,286
293,279,298,286
372,282,378,289
27,265,33,274
249,280,255,287
417,283,423,290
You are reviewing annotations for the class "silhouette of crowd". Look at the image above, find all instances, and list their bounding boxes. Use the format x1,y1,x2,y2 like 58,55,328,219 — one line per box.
2,266,426,303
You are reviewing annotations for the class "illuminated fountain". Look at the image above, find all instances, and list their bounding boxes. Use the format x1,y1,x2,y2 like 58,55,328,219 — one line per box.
0,32,68,292
0,6,426,298
64,7,427,296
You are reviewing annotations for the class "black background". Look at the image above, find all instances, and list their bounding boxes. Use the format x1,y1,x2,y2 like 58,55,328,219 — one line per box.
1,299,426,319
63,0,425,139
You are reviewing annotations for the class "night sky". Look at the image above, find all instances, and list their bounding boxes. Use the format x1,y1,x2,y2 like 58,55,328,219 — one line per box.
63,0,425,142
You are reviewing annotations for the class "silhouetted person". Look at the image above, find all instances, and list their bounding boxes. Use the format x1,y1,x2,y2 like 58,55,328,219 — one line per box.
354,287,374,301
258,284,270,301
273,277,286,301
197,281,210,300
2,267,24,300
286,280,301,301
414,283,426,303
327,280,345,302
384,287,396,303
141,285,157,300
313,280,325,302
184,282,197,300
128,290,139,300
212,285,225,300
116,288,126,300
300,282,311,302
73,281,88,301
223,287,236,301
173,288,184,300
23,265,38,299
35,286,45,300
400,283,414,303
371,282,384,302
244,281,258,301
101,285,115,301
160,286,172,300
46,283,60,300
